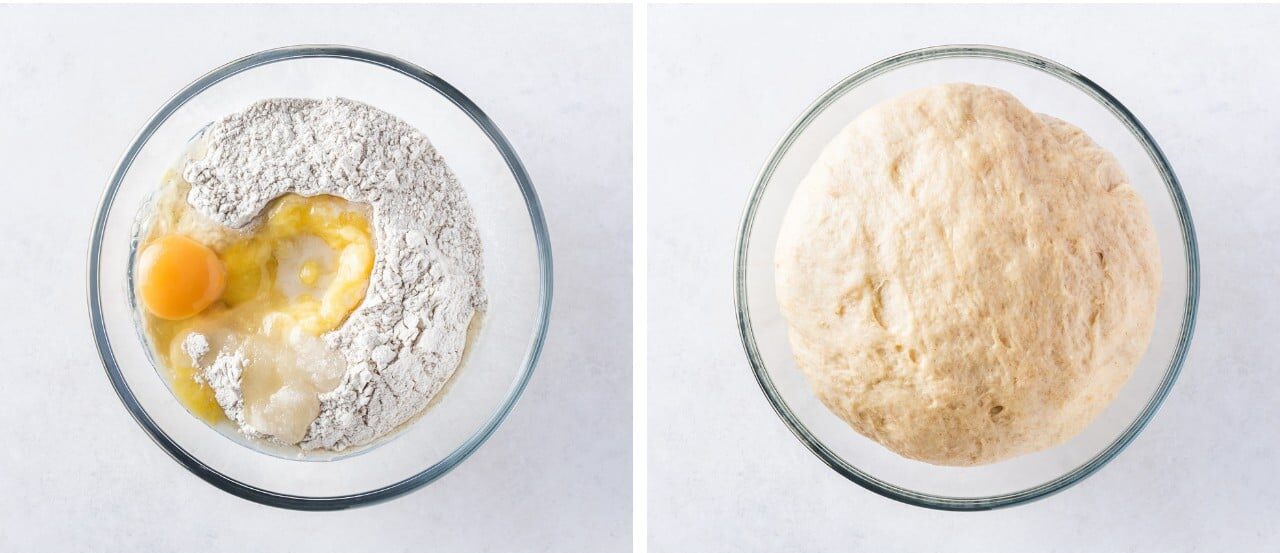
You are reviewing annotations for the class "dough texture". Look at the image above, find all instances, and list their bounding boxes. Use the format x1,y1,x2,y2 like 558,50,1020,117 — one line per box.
774,83,1160,466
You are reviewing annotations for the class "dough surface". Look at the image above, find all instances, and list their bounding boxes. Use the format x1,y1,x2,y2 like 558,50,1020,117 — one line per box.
774,83,1160,466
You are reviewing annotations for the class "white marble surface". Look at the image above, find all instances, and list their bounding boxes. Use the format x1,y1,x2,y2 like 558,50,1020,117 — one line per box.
649,4,1279,551
0,4,630,551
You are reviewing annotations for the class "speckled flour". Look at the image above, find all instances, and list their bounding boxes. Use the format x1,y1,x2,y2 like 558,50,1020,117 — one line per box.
182,97,485,451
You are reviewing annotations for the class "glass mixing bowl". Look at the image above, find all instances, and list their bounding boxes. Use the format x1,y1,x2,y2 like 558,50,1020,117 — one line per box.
88,45,552,509
734,45,1198,510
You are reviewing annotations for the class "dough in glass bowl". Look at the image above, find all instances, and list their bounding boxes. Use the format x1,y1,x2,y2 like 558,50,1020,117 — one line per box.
774,83,1160,466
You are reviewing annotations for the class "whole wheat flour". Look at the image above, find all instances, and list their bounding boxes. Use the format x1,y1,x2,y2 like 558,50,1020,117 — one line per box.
181,97,485,452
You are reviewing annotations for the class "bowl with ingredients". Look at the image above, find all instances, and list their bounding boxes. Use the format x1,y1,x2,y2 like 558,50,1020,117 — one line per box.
735,45,1198,510
89,45,552,509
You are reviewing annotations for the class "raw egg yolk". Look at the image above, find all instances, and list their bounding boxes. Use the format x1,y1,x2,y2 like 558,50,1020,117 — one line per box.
138,234,227,320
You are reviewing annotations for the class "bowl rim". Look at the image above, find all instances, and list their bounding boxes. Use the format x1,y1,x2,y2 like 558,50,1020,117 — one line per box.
733,44,1199,511
87,44,554,511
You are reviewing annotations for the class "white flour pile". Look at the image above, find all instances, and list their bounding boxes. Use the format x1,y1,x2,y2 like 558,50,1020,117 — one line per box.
182,97,485,452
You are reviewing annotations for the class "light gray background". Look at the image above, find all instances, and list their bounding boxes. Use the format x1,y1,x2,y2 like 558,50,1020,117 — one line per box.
650,4,1277,552
0,4,630,551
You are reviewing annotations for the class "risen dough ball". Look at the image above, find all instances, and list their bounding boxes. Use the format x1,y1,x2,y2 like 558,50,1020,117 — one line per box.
774,83,1160,466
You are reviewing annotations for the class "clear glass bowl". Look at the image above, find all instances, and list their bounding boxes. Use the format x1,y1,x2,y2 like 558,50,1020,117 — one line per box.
734,45,1198,510
88,45,552,510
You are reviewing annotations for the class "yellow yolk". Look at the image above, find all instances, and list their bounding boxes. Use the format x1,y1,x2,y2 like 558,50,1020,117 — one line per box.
141,193,374,427
138,235,227,320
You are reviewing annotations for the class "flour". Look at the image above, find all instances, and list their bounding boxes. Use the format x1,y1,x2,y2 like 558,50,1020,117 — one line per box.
181,98,485,451
181,333,209,365
204,349,252,431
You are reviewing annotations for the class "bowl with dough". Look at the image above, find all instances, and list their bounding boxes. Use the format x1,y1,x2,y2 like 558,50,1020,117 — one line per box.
88,45,552,509
735,45,1197,510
